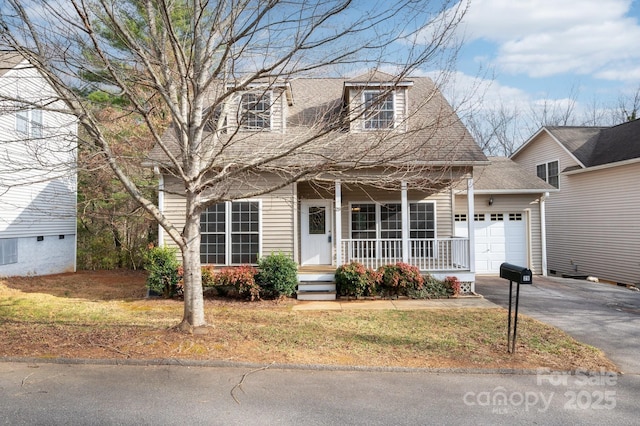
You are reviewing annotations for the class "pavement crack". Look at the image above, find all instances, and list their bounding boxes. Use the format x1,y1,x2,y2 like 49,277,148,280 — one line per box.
230,362,274,405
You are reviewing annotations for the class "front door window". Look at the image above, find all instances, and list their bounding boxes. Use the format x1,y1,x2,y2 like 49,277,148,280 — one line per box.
308,206,326,234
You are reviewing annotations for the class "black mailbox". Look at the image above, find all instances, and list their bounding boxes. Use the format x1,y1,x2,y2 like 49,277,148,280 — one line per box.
500,263,532,284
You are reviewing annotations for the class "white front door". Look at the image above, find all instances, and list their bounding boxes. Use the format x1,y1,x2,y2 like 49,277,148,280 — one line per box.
301,200,332,265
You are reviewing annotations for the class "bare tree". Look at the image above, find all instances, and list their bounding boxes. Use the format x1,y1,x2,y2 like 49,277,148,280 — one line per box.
616,86,640,123
465,102,524,156
0,0,472,329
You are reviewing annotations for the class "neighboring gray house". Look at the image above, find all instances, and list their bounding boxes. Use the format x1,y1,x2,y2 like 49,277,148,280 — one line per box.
147,71,492,297
0,51,78,276
511,120,640,286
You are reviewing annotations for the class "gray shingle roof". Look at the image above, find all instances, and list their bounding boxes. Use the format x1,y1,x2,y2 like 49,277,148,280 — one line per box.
147,75,487,169
545,119,640,168
457,156,556,192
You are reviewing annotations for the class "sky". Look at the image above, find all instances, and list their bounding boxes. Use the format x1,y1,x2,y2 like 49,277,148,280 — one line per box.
434,0,640,142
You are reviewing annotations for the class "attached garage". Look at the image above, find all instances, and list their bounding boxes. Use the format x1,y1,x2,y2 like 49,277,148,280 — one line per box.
455,157,558,275
454,212,527,274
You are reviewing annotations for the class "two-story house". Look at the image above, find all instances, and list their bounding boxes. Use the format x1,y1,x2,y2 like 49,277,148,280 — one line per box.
148,71,551,298
0,51,78,276
511,120,640,287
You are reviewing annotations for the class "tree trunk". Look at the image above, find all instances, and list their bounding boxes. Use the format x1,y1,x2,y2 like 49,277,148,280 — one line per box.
178,211,206,330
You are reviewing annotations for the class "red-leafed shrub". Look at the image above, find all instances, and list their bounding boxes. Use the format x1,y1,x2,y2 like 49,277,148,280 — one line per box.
444,276,461,296
215,265,260,301
335,262,379,298
377,262,424,298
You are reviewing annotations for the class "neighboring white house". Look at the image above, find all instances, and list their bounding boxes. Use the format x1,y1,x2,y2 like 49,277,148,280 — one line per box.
0,51,77,276
511,120,640,286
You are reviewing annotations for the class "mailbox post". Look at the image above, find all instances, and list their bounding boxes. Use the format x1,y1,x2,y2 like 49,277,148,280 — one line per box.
499,263,532,354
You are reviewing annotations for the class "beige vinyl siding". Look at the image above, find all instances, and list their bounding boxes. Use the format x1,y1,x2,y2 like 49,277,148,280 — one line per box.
161,174,295,260
512,131,581,189
0,61,77,238
456,193,545,274
545,162,640,285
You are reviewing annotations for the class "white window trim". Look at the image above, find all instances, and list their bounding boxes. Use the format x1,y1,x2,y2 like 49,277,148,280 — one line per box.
536,159,560,189
361,89,396,130
408,200,437,240
239,91,272,131
201,199,262,265
15,106,44,138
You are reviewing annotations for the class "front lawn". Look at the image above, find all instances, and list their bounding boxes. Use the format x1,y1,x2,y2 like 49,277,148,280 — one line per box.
0,271,617,371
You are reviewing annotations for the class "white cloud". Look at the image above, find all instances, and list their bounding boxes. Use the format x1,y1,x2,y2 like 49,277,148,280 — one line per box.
430,70,532,111
455,0,640,81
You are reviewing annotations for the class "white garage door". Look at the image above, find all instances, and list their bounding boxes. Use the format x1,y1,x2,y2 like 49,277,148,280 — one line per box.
455,213,527,274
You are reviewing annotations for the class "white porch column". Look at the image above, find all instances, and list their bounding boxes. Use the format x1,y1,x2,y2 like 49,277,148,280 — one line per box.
335,180,342,267
156,168,165,247
540,192,549,276
292,182,299,264
401,181,409,263
467,178,476,288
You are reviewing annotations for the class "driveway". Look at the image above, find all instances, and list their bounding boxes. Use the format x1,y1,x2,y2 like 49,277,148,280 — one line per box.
475,275,640,374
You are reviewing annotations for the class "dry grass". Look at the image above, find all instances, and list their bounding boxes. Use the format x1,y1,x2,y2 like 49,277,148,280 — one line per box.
0,271,618,371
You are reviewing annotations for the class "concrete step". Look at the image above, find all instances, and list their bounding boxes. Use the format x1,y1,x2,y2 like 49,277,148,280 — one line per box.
297,290,337,301
298,281,336,292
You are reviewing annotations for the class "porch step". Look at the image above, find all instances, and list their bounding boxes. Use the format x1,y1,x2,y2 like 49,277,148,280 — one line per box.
297,281,337,301
298,281,336,292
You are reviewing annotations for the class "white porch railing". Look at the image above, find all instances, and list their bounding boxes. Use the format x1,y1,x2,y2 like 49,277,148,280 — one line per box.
340,238,470,271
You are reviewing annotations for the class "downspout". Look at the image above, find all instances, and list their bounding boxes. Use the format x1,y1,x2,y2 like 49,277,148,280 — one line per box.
401,181,409,263
540,192,549,276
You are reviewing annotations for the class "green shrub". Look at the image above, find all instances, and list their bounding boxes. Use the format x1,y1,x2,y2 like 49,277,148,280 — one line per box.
377,262,424,298
215,265,260,301
256,253,298,298
408,274,447,299
335,262,379,298
143,245,181,298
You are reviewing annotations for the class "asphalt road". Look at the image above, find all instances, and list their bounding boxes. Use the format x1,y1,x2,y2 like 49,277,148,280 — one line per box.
475,275,640,375
1,361,639,425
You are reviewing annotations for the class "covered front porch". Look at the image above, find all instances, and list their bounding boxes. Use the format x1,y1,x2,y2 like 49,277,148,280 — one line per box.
296,177,478,296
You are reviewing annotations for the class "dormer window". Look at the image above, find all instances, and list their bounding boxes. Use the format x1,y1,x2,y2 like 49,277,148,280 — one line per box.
240,92,271,130
363,90,394,130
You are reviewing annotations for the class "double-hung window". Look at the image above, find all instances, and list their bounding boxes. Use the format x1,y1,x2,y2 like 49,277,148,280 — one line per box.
239,92,271,130
363,90,394,129
16,107,43,137
200,201,260,265
350,202,435,259
537,160,559,188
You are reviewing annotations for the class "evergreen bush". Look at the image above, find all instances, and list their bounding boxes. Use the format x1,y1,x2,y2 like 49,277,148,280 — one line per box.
256,253,298,298
143,245,180,298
